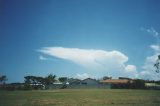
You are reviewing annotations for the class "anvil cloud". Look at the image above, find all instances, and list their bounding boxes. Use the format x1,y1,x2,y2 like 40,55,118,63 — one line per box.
39,47,138,78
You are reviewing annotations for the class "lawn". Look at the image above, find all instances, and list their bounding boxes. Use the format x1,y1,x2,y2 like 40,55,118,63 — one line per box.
0,89,160,106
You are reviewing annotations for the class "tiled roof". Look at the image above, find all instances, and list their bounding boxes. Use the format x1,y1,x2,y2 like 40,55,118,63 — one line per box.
100,79,129,84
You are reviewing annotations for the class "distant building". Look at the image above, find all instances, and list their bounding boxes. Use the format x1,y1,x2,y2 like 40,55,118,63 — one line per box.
145,83,160,90
67,78,98,89
100,79,130,84
119,77,131,80
46,78,137,89
81,78,98,85
103,76,112,80
100,78,134,87
68,78,111,89
46,81,64,89
68,78,81,85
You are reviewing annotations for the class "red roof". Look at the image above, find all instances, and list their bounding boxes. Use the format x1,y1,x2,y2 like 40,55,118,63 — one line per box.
100,79,129,84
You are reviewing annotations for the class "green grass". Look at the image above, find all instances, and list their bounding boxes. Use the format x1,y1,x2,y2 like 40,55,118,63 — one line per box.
0,89,160,106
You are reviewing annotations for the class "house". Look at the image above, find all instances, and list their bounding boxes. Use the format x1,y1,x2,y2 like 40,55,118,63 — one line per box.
81,78,98,85
145,82,160,90
119,77,131,80
45,81,64,89
46,78,112,89
68,78,81,85
82,78,111,89
68,78,99,88
100,79,135,89
100,79,130,84
67,78,111,89
29,83,45,89
103,76,112,80
80,78,99,88
67,78,82,89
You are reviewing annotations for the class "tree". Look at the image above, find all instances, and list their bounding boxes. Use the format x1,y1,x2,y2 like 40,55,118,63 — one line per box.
36,76,45,84
103,76,112,80
24,76,46,90
59,77,67,83
24,76,32,84
24,76,33,90
45,74,56,85
131,79,145,89
24,76,45,84
154,55,160,73
0,75,7,84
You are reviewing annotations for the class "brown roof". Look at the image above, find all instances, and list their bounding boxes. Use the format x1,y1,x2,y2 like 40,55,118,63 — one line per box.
100,79,129,84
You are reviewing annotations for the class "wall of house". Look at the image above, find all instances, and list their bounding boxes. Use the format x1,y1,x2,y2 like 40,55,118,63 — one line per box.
45,79,111,89
82,79,98,85
67,84,111,89
45,84,65,89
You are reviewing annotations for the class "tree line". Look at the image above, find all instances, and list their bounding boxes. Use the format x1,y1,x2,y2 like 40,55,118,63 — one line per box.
0,74,69,90
24,74,57,90
0,74,159,90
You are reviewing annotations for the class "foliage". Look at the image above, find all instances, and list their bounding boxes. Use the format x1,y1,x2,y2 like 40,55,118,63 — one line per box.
154,55,160,73
58,77,67,83
24,76,45,85
103,76,112,80
111,79,146,89
0,75,7,84
131,79,145,89
24,76,44,90
45,74,56,85
24,74,56,90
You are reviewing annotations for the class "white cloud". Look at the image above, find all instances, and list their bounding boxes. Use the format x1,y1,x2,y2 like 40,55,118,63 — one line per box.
150,45,160,52
39,47,137,78
146,27,159,37
74,73,90,80
39,55,48,60
140,45,160,80
140,27,160,80
125,65,138,78
39,47,128,70
125,65,137,72
141,27,159,37
142,27,160,43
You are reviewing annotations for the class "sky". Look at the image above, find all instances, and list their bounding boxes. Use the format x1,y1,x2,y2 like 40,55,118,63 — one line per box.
1,0,160,82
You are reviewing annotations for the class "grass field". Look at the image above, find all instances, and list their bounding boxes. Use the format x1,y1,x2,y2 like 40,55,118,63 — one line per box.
0,89,160,106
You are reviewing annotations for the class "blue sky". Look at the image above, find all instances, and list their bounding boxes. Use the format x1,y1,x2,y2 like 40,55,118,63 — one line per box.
1,0,160,82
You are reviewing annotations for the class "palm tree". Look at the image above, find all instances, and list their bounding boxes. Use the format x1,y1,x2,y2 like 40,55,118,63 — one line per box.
0,75,7,84
45,74,56,85
154,55,160,73
58,77,67,83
